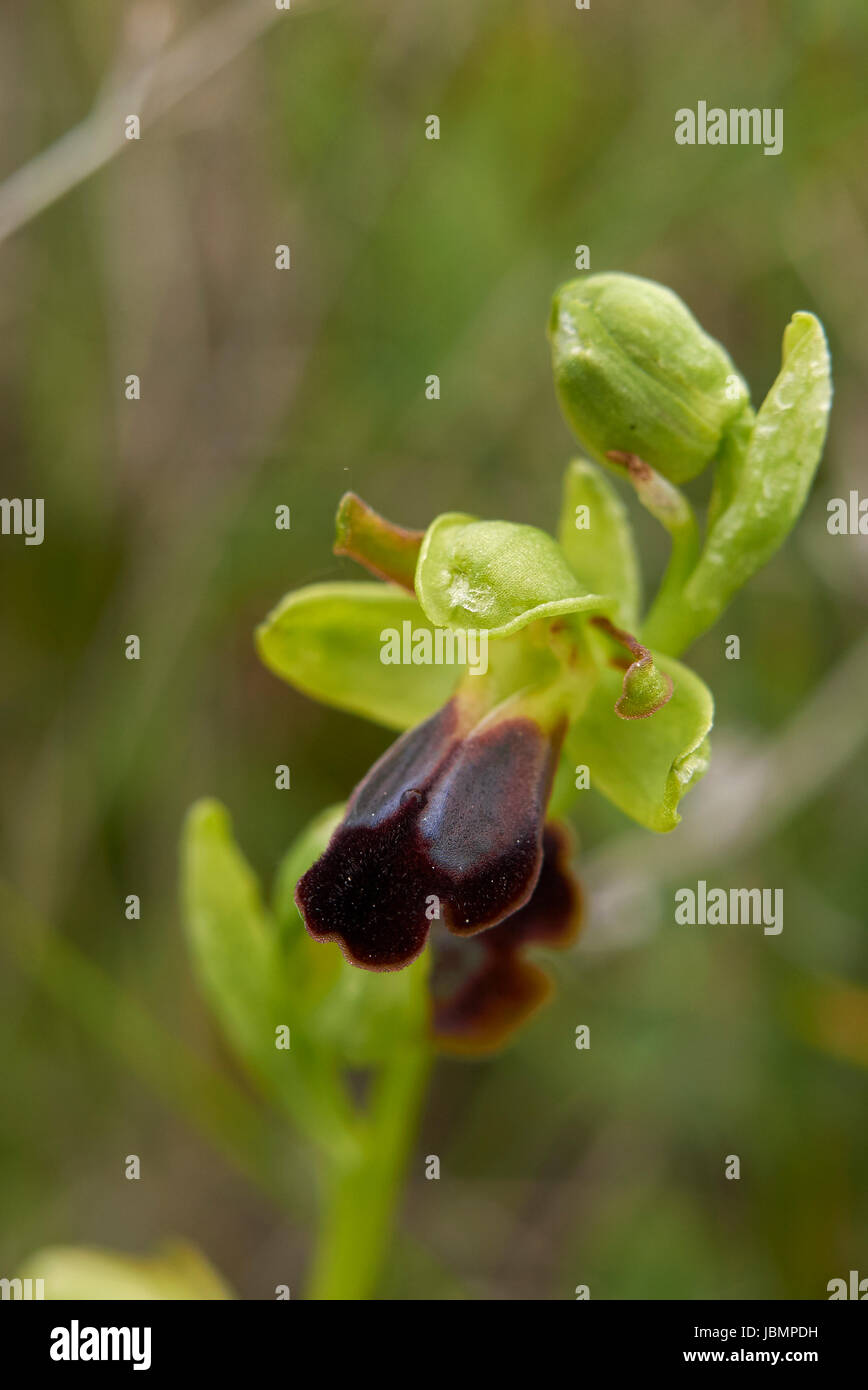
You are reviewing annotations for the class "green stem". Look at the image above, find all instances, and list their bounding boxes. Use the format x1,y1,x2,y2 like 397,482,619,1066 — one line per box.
306,1042,432,1300
641,516,700,648
639,415,755,655
606,451,700,654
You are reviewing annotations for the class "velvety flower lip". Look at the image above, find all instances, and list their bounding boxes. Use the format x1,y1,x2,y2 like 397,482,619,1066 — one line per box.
295,702,462,971
295,696,565,971
430,823,582,1055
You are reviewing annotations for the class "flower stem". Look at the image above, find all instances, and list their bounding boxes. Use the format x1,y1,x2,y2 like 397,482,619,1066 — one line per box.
306,1042,432,1300
606,451,701,655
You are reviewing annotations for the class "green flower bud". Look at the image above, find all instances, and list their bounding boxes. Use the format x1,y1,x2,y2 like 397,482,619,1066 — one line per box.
549,272,751,484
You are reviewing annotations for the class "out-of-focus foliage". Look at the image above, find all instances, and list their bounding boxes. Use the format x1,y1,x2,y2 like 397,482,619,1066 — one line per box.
1,0,867,1298
17,1241,233,1300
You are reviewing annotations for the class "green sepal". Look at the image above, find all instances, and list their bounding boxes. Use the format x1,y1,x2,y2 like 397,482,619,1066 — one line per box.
256,581,461,730
556,458,641,628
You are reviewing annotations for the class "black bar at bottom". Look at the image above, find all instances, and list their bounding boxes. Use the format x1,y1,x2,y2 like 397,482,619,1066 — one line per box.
1,1299,864,1374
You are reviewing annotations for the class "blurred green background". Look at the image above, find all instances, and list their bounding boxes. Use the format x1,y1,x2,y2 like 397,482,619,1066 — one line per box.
1,0,867,1299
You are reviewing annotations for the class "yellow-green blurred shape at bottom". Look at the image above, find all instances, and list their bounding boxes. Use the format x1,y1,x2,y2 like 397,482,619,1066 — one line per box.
16,1240,232,1300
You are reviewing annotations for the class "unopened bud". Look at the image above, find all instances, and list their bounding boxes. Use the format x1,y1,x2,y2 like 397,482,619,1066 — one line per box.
549,273,750,484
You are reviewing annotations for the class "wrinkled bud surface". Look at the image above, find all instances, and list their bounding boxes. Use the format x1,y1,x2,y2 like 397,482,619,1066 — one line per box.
296,695,565,970
549,272,750,484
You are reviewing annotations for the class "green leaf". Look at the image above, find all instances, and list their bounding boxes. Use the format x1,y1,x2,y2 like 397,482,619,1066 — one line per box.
181,800,355,1151
416,513,610,636
557,458,641,628
566,653,713,831
16,1241,232,1300
182,800,283,1052
256,581,461,730
666,312,832,653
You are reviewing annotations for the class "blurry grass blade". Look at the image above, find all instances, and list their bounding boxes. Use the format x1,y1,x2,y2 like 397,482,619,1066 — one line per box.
782,969,868,1071
0,878,298,1213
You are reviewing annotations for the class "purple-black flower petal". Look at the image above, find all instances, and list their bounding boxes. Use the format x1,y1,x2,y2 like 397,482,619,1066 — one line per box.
295,697,564,970
420,715,562,935
431,823,582,1054
295,701,462,970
